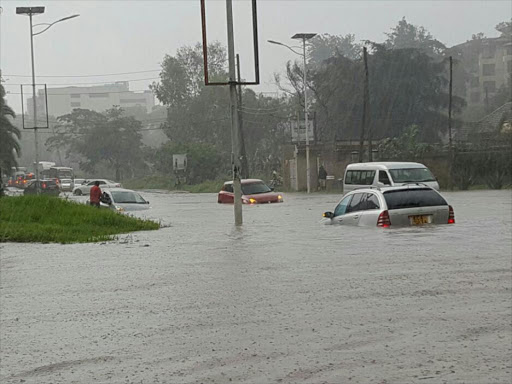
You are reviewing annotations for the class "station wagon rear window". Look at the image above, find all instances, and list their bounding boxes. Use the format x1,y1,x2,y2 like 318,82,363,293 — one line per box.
345,170,376,185
384,188,447,210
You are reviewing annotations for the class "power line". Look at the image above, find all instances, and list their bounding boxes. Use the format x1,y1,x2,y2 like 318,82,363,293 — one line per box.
3,69,161,78
5,77,159,86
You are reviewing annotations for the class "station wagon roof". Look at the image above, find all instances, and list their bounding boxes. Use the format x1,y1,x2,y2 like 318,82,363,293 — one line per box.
346,162,426,170
224,179,264,185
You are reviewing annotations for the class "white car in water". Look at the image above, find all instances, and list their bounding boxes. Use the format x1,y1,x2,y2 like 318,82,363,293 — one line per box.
323,185,455,227
73,179,121,195
92,188,151,212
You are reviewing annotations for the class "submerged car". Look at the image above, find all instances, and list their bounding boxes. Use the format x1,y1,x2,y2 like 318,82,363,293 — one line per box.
218,179,283,204
87,188,150,212
323,186,455,227
73,179,121,195
23,179,60,196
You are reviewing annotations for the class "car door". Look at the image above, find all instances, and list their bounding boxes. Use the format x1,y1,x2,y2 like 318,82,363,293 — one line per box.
342,192,366,225
219,184,234,203
331,194,353,225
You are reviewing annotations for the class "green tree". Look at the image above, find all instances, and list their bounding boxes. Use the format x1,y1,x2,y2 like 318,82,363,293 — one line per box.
385,17,446,57
0,84,21,196
46,107,146,180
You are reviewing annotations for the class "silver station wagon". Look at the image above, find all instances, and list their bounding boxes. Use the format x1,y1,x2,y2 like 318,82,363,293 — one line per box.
323,186,455,227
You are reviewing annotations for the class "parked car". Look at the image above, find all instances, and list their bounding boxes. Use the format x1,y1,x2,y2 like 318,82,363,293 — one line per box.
23,179,60,196
323,186,455,227
86,188,150,212
59,178,74,192
218,179,283,204
73,179,121,195
343,162,440,193
74,178,86,186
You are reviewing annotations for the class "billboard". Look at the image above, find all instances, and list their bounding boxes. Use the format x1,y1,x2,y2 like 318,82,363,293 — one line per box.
290,119,314,143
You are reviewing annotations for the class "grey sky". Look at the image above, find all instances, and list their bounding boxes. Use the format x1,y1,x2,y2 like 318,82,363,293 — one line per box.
1,0,510,113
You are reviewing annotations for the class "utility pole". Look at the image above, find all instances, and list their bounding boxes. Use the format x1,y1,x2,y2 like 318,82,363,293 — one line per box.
28,12,41,193
236,54,249,179
448,56,453,190
364,47,372,162
358,47,369,163
226,0,242,225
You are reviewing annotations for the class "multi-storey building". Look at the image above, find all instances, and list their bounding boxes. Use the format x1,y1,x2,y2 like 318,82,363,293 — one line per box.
28,81,155,118
452,26,512,107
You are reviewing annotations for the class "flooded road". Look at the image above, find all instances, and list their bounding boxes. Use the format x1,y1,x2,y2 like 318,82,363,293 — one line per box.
1,190,511,383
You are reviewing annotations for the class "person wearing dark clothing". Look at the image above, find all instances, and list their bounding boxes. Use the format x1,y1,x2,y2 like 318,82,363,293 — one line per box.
318,165,327,191
89,181,101,208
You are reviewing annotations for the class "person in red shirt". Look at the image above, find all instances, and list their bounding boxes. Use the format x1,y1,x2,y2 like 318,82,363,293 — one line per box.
89,181,102,208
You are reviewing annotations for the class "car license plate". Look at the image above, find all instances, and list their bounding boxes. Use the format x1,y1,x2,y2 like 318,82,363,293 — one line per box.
409,215,432,225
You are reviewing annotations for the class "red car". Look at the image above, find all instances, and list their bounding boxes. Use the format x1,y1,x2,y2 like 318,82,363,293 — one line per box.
218,179,283,204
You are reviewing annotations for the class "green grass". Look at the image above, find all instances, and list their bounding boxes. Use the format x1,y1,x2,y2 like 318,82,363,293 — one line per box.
0,196,159,244
123,176,223,193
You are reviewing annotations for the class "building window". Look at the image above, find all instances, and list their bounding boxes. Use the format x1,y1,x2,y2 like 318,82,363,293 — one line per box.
470,92,480,103
483,81,496,93
70,102,81,108
119,98,147,104
470,77,480,88
89,93,109,98
70,94,81,98
482,45,496,59
482,64,495,76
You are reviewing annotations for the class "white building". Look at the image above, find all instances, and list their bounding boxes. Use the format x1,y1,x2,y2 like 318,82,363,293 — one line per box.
28,81,155,118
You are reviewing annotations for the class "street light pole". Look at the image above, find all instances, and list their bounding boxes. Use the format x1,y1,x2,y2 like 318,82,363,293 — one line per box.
17,8,79,194
271,33,316,193
301,36,311,194
28,12,41,193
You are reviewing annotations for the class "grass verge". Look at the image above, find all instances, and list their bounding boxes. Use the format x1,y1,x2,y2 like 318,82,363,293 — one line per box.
123,176,223,193
0,196,159,244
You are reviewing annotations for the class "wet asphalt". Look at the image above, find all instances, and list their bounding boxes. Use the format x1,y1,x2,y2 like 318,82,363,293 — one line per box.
1,190,511,383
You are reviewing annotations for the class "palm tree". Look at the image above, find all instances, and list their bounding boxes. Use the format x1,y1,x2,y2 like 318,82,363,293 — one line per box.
0,83,21,196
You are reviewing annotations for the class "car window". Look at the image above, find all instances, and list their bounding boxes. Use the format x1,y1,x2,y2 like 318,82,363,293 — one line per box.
383,188,447,210
389,168,436,183
99,181,106,185
241,182,272,195
87,181,95,186
224,184,233,193
378,171,391,185
334,195,353,217
345,170,376,185
346,193,365,213
111,191,146,204
363,193,380,210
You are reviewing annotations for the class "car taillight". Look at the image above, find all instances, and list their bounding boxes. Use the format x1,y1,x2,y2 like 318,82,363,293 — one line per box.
377,210,391,227
448,205,455,224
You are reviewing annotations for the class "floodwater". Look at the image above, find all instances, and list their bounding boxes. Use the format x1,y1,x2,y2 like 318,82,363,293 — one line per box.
1,190,511,383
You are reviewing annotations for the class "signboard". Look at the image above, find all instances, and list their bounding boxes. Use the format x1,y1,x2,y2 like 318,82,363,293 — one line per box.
173,154,187,171
291,119,315,143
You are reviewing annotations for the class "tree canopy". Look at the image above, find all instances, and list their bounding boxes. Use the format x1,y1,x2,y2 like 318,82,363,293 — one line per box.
46,107,145,180
0,84,21,190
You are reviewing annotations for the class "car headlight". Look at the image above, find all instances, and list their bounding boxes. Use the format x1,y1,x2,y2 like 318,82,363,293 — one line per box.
277,195,283,200
249,198,257,204
115,206,125,212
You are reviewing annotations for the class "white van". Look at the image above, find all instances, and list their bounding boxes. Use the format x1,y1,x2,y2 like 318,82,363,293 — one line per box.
343,162,439,193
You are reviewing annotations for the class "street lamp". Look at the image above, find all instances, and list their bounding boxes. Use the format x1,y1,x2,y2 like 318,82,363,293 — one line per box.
16,7,79,193
269,32,316,193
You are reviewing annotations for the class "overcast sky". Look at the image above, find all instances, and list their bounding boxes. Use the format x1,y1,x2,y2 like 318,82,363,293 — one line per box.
1,0,510,113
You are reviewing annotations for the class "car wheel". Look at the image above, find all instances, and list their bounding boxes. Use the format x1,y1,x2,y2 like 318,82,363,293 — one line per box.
74,189,82,196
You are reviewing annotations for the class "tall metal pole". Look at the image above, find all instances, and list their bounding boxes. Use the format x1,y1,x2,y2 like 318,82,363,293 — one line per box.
226,0,242,225
236,53,249,179
448,55,453,191
358,47,368,163
29,13,40,194
302,37,311,194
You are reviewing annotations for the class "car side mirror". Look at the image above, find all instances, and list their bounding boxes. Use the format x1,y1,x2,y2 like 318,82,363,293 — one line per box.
146,201,150,204
270,187,275,191
323,211,334,219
